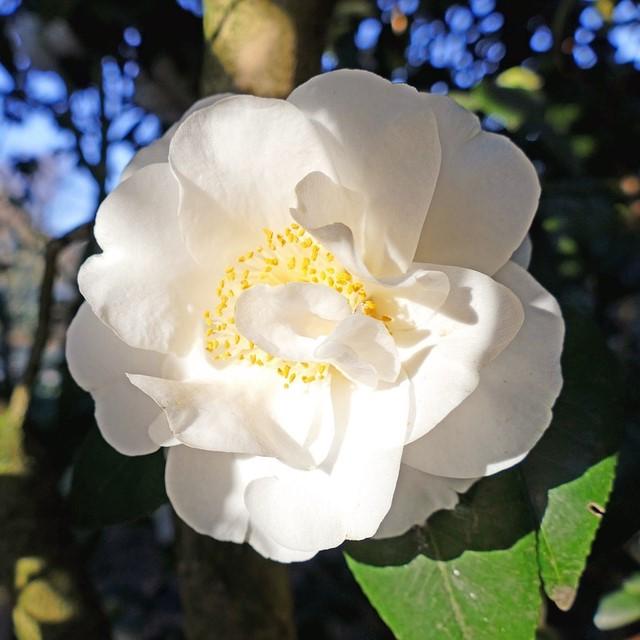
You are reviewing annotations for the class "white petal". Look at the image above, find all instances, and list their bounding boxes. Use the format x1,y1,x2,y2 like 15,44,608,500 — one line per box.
289,70,441,278
314,314,400,387
511,235,533,269
366,267,451,333
121,94,232,182
403,264,525,443
375,465,476,539
66,303,167,455
79,163,207,355
235,283,351,362
166,447,270,543
246,528,318,563
244,374,412,552
291,172,370,278
165,446,317,563
168,95,335,270
129,364,335,468
414,94,540,275
403,262,564,478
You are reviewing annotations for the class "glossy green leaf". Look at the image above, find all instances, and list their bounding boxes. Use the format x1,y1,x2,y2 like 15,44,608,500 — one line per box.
346,470,540,640
346,312,621,638
69,426,167,527
522,312,622,610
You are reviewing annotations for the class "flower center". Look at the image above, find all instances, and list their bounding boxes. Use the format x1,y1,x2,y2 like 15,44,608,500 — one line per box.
203,224,390,386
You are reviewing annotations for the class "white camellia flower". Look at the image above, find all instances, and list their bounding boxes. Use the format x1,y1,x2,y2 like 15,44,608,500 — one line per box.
66,70,564,562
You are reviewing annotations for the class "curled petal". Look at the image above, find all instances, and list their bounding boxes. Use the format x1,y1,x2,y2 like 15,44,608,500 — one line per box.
402,264,525,443
244,375,412,552
121,94,232,182
315,314,400,387
165,447,317,562
169,95,335,271
129,365,335,469
235,282,351,362
66,303,167,455
79,163,207,355
415,93,540,275
403,261,564,478
289,70,441,278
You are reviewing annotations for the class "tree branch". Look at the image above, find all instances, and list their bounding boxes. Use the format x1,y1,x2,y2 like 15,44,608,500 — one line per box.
21,222,93,391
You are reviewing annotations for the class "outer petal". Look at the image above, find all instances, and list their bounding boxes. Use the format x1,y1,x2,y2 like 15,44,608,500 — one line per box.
243,374,412,552
511,235,533,269
66,303,167,455
129,364,335,469
403,264,525,443
414,94,540,275
289,70,441,278
168,95,335,271
121,94,232,182
403,262,564,478
79,163,207,355
165,447,317,562
375,465,476,539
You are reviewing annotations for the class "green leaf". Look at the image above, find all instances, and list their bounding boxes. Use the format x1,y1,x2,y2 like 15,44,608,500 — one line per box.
69,426,167,527
346,311,621,638
594,574,640,630
522,312,622,610
346,470,541,640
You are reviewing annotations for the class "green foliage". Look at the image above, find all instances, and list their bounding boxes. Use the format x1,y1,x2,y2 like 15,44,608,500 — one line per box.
594,573,640,630
346,312,622,638
69,426,167,527
346,471,541,640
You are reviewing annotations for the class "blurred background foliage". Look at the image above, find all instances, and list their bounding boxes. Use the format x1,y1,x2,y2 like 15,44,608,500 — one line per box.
0,0,639,638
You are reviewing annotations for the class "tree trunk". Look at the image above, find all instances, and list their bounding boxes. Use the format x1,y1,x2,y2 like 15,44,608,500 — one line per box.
174,2,337,638
201,0,336,98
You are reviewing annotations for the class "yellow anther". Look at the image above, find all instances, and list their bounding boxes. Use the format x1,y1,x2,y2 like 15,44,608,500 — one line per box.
203,223,389,387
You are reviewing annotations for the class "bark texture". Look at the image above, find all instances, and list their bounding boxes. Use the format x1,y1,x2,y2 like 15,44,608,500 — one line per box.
176,519,296,640
201,0,337,98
